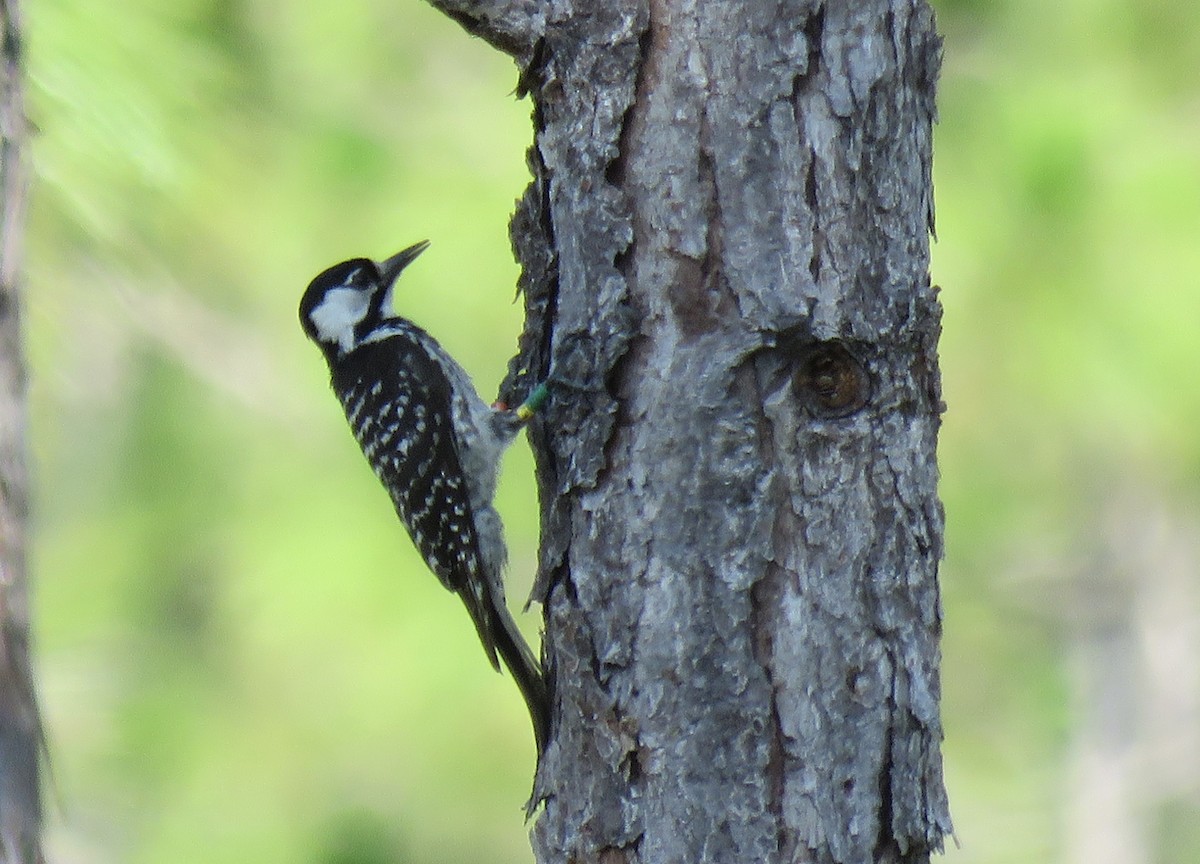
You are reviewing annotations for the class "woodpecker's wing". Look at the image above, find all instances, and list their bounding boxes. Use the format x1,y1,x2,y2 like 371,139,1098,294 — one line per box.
331,332,501,668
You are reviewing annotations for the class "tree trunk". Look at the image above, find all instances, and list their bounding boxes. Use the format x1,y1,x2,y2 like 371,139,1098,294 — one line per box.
431,1,952,862
0,2,41,862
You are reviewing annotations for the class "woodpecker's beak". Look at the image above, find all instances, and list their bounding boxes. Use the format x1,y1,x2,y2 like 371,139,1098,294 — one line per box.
378,240,430,286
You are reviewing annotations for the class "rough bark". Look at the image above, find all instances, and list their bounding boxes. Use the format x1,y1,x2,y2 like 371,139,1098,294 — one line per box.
430,1,951,862
0,2,40,862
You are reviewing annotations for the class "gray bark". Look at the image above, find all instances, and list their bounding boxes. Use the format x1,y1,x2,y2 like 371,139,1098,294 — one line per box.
431,1,952,862
0,2,41,862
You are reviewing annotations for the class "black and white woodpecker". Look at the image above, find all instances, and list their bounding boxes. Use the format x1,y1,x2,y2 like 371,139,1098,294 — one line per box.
299,240,549,756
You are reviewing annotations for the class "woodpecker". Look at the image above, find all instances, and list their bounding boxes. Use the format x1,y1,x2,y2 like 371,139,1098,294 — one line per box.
299,240,549,755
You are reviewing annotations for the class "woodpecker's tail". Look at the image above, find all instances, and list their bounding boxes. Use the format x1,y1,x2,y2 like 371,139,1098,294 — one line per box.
490,601,549,760
457,583,549,758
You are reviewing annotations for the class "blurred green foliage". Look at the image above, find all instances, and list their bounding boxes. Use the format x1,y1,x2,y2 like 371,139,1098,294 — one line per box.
23,1,1200,863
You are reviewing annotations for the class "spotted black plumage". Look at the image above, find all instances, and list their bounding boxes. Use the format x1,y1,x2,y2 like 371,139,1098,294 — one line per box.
336,338,469,580
299,242,548,756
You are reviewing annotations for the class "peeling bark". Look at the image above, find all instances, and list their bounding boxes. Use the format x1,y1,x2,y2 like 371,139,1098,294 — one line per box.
0,1,41,862
432,1,951,862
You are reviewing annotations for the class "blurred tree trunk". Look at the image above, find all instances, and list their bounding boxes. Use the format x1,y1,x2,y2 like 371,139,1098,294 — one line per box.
432,1,952,861
0,1,41,862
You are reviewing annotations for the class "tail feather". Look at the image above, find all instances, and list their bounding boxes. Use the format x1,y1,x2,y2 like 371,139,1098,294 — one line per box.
457,582,549,757
458,579,502,671
490,602,549,759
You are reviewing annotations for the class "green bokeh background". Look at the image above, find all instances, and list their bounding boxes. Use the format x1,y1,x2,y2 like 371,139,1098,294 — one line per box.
25,1,1200,862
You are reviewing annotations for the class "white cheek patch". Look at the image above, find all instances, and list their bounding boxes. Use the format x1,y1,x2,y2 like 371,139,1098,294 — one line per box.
309,286,370,352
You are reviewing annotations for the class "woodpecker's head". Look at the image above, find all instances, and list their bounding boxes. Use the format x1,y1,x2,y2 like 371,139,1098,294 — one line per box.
299,240,430,360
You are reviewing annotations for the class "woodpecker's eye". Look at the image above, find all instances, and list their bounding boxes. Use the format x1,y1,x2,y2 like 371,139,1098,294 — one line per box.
306,258,379,297
299,258,383,353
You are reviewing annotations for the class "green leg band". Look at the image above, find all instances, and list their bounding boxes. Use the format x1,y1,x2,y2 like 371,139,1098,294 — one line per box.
515,382,550,421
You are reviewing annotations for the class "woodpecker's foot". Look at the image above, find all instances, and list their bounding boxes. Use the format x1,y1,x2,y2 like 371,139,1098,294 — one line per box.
491,370,595,422
514,381,550,421
492,381,551,421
